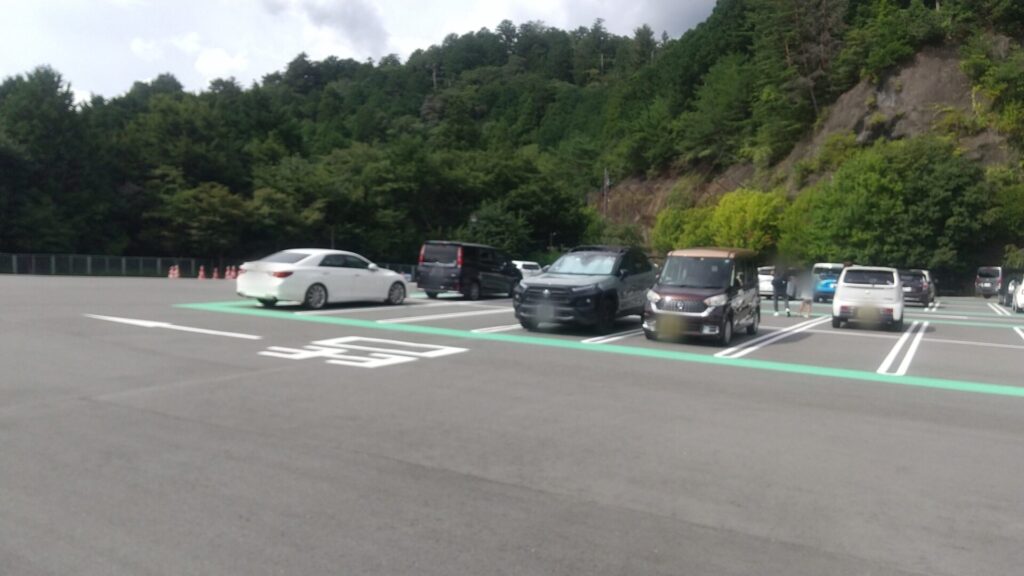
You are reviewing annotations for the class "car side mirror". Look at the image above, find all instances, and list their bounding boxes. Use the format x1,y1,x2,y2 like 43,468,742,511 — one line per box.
368,263,379,272
618,269,630,279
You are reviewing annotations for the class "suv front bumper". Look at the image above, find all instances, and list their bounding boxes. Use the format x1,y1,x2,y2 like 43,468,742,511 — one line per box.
513,292,603,325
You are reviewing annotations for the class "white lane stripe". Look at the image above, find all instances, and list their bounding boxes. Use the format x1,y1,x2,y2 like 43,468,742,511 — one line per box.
583,329,644,345
1014,327,1024,342
876,321,920,375
997,304,1012,316
988,303,1011,317
902,312,969,320
893,321,928,376
295,302,449,315
471,324,523,334
715,316,829,359
85,314,262,340
377,308,512,324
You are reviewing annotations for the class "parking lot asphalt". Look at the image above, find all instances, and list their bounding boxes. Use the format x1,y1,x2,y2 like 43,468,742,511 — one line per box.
3,275,1024,576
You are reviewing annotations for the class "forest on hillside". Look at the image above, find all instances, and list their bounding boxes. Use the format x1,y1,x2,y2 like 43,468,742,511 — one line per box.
2,0,1024,278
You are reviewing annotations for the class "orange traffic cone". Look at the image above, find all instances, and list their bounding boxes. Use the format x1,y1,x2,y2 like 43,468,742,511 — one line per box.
227,266,236,280
212,267,220,280
168,265,175,279
197,265,206,279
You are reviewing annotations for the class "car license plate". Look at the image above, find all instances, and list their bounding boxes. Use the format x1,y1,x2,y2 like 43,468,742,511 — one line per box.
982,283,992,287
903,286,912,292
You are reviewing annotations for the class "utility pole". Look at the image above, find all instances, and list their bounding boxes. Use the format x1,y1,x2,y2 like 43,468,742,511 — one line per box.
602,168,610,216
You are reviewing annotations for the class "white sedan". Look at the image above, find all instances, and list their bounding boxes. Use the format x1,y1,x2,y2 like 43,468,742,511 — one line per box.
513,260,543,278
237,249,408,309
1014,280,1024,313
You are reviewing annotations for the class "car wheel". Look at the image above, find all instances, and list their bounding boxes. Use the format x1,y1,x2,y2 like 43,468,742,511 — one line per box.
746,308,759,335
718,316,733,346
507,280,518,298
831,316,842,328
387,282,406,305
594,297,617,334
257,299,276,308
643,328,658,341
425,291,439,299
519,318,539,331
891,319,904,332
465,281,481,301
303,283,328,310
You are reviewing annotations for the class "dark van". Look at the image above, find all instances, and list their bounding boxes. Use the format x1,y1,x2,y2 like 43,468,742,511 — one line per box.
642,248,760,345
416,241,521,300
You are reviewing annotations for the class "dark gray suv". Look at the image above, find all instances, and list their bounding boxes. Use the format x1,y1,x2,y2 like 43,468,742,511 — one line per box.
512,246,656,333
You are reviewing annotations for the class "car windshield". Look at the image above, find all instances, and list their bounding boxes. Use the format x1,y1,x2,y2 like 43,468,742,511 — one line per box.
522,263,541,270
813,266,842,279
977,267,1001,279
659,257,733,289
900,272,925,283
260,251,311,264
758,266,774,276
844,270,896,285
548,253,618,275
422,244,459,265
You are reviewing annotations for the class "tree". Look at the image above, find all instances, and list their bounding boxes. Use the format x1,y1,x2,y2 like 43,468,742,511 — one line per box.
710,189,786,252
632,24,657,69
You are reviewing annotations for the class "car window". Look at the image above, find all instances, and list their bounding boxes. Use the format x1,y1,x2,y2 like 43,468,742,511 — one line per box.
319,254,346,267
548,252,618,275
422,244,458,265
522,263,541,271
262,251,310,264
843,270,896,285
343,255,370,269
660,257,733,289
631,251,652,274
977,267,1001,279
480,250,495,264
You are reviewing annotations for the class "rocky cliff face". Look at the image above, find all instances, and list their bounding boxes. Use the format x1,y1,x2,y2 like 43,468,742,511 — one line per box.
599,45,1015,233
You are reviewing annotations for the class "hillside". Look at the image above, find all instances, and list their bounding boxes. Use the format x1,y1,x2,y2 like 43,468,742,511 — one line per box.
2,0,1024,278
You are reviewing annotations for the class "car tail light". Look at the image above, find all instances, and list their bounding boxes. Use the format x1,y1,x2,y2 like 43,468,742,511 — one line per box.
456,246,463,267
840,306,851,314
884,308,893,315
271,271,293,278
418,245,425,264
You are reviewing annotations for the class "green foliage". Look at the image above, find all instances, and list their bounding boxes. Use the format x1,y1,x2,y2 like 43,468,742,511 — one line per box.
710,189,786,251
455,198,533,255
778,136,994,275
650,205,717,253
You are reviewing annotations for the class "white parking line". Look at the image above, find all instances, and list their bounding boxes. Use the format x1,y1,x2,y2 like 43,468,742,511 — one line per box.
582,329,644,345
987,303,1012,317
296,302,449,316
377,308,512,324
1014,327,1024,342
85,314,262,340
877,321,928,376
471,324,523,334
715,316,830,359
903,312,969,320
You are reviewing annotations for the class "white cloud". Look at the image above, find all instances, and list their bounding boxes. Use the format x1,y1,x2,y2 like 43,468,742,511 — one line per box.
129,37,163,61
171,32,202,54
194,47,249,81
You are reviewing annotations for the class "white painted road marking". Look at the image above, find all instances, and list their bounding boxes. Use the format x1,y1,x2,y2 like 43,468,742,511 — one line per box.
988,303,1012,317
259,336,467,368
295,302,449,315
85,314,262,340
1014,327,1024,342
716,316,831,359
877,321,928,376
582,329,644,345
378,308,512,324
471,324,523,334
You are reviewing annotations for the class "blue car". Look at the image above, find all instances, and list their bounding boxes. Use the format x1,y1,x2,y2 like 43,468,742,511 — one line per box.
812,263,844,302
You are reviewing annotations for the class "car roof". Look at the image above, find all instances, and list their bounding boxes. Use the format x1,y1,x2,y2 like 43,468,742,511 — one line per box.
843,265,897,272
667,247,756,259
423,240,495,249
512,260,539,264
282,248,357,257
569,245,630,254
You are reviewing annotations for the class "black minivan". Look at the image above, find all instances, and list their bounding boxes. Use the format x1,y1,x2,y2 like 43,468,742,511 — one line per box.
416,241,521,300
642,248,760,345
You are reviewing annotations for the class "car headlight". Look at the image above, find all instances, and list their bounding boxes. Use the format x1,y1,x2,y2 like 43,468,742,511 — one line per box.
571,284,599,293
704,294,728,307
646,290,661,303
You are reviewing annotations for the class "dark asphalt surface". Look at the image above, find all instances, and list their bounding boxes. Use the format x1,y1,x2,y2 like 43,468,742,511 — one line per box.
3,275,1024,575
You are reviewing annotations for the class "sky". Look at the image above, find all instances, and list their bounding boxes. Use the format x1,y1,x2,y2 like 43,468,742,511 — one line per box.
0,0,716,102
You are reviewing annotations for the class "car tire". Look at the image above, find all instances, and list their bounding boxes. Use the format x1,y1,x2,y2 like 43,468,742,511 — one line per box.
746,309,759,335
425,291,439,299
892,319,904,332
831,316,842,329
594,297,617,334
386,282,406,305
507,280,518,298
643,328,658,341
519,318,539,331
257,299,276,308
465,281,481,301
718,315,733,346
303,283,328,310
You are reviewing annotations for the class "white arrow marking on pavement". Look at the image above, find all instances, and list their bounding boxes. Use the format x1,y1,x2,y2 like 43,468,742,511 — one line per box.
85,314,262,340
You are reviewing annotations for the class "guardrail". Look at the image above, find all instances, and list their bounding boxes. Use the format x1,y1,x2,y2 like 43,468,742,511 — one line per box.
0,253,418,280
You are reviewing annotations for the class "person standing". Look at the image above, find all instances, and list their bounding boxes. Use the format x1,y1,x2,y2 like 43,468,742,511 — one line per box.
797,269,814,318
772,266,791,317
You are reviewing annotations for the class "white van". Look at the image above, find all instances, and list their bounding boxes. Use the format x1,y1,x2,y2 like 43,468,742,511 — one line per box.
831,266,904,331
